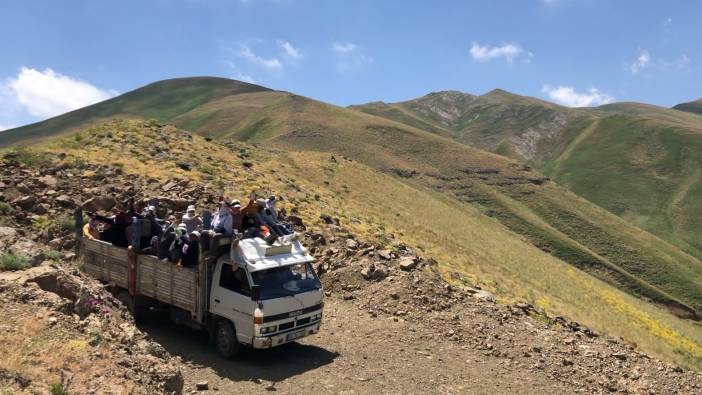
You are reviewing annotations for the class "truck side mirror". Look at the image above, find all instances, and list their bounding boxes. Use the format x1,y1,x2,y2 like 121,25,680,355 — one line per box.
251,284,261,301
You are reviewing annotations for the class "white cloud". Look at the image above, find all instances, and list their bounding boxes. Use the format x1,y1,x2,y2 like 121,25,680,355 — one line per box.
225,60,256,84
542,85,615,107
278,40,302,59
331,42,373,71
0,124,9,132
629,50,651,74
627,50,692,75
5,67,115,118
237,44,283,71
332,42,357,54
470,42,523,63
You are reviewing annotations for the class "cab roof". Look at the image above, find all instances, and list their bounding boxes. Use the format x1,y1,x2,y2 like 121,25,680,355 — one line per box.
231,237,314,272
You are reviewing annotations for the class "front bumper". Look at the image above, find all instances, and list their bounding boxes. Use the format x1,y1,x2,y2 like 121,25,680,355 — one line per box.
252,321,322,349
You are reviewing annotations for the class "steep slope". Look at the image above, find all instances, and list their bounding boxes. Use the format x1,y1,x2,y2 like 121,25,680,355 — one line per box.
674,98,702,115
3,78,702,333
355,91,702,261
4,119,702,371
350,90,593,163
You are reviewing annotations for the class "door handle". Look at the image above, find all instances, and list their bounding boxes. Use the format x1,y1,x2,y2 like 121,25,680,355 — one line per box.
214,299,221,303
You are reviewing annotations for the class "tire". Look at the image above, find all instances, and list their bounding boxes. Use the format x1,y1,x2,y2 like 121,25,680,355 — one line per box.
215,319,240,358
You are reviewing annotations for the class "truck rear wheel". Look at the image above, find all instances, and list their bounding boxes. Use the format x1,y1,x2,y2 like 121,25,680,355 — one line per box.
215,319,240,358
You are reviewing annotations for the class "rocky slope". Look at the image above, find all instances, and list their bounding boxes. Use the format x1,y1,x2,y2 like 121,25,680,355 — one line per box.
2,146,702,394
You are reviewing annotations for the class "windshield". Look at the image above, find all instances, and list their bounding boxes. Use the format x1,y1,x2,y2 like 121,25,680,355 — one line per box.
251,262,321,300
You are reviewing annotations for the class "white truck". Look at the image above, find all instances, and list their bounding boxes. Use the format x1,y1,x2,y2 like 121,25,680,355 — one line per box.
79,224,324,358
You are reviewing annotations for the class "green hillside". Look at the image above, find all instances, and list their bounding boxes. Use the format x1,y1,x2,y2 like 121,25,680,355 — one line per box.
0,77,273,146
3,77,702,325
674,99,702,115
19,118,702,369
354,91,702,262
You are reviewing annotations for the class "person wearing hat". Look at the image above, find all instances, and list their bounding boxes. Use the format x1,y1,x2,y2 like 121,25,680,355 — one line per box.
229,199,244,232
266,196,279,222
180,231,200,267
157,216,178,260
256,198,290,237
181,205,203,234
169,223,188,262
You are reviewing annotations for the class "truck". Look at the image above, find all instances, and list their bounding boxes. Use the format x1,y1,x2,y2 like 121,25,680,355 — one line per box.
77,215,324,358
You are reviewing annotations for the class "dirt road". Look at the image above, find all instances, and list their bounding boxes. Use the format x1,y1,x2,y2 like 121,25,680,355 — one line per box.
140,298,569,394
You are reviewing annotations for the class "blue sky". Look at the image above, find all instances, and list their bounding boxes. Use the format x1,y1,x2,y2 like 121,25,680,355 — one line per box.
1,0,700,130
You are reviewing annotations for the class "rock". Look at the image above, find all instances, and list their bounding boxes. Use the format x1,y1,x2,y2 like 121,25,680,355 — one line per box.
47,316,58,325
82,196,117,212
9,239,44,266
286,215,305,229
473,290,496,303
49,238,63,250
399,256,418,271
176,161,192,171
345,239,359,250
13,195,36,210
611,352,627,361
38,175,58,187
0,226,18,249
16,183,31,194
360,264,388,281
320,214,340,226
195,381,209,390
378,249,394,260
55,195,76,208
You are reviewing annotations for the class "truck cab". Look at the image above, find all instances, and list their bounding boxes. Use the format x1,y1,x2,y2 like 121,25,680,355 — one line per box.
209,236,324,357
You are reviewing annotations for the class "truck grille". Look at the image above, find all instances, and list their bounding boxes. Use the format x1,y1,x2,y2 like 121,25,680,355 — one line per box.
296,317,311,326
278,321,294,331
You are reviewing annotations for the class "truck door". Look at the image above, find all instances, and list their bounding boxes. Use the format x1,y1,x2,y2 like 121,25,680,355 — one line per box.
211,263,254,344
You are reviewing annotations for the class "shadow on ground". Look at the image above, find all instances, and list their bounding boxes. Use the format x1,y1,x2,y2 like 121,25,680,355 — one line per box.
138,312,339,383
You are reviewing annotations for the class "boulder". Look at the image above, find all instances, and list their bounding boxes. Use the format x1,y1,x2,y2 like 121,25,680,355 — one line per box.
38,175,58,187
473,290,496,303
345,239,359,250
55,195,76,208
286,215,306,230
9,239,44,266
378,249,394,260
82,196,117,212
13,195,36,210
360,263,388,281
399,256,418,271
0,226,18,249
16,183,31,194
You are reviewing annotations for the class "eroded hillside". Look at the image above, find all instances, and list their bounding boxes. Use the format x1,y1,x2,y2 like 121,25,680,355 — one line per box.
3,120,702,373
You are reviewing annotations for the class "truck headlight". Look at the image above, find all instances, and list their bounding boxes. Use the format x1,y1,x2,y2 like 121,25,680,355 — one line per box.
311,313,322,321
260,325,277,334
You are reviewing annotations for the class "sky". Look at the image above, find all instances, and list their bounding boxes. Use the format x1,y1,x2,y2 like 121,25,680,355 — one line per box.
1,0,701,130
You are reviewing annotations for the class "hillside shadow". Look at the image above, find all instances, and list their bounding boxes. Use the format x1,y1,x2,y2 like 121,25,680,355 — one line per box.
138,312,338,383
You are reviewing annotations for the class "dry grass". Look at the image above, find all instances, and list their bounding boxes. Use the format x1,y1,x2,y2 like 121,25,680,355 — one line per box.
29,119,702,370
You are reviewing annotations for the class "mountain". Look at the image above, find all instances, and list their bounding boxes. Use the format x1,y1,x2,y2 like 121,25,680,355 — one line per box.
3,77,702,369
0,77,280,146
353,91,702,263
674,98,702,115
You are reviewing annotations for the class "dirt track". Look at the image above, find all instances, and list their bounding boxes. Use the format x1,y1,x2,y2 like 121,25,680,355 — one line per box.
141,298,569,394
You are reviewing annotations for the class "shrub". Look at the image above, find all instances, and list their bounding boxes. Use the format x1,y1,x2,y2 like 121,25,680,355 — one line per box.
50,383,69,395
34,214,75,237
42,249,62,261
0,201,11,215
0,253,29,271
2,146,51,167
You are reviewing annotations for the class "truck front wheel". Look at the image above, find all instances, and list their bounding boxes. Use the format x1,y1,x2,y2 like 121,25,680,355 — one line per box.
215,319,240,358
